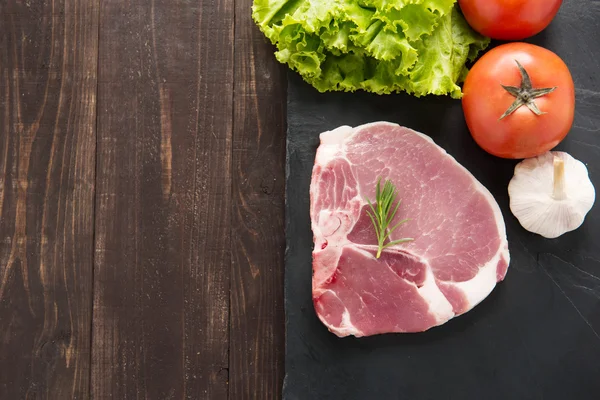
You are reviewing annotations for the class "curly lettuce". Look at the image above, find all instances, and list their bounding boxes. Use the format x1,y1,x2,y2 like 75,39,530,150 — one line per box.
252,0,489,98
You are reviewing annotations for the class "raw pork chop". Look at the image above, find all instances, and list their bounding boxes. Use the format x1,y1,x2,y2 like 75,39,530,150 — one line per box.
311,122,510,337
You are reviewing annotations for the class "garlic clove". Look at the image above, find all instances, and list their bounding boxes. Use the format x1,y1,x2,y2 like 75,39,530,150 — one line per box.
508,151,595,239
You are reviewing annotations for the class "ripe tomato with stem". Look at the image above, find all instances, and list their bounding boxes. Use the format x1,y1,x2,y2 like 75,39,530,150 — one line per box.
462,42,575,159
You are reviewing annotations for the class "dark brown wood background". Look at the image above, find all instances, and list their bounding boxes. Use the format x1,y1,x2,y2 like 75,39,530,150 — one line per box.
0,0,286,399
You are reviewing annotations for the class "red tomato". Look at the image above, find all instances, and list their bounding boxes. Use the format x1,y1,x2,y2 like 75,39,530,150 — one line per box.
458,0,563,40
462,43,575,159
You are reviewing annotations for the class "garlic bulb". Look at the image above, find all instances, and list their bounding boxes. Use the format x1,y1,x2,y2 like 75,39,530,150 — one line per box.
508,151,595,239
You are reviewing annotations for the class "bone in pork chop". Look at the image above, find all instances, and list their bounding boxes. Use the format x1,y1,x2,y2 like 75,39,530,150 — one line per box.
310,122,510,337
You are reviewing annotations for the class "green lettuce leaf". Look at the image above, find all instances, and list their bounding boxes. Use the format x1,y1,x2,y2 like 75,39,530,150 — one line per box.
252,0,489,98
405,7,491,97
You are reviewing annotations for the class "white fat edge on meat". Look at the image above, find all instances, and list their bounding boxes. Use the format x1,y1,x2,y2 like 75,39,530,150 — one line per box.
451,248,503,310
415,260,455,324
340,308,362,337
314,125,355,165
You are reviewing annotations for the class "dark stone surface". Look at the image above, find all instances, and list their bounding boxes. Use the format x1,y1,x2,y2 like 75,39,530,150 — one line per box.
284,2,600,399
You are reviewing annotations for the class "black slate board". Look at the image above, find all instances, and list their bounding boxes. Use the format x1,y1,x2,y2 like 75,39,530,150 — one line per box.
284,2,600,399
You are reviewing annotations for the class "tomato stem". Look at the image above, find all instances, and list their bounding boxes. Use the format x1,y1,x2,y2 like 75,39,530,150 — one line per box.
499,60,557,120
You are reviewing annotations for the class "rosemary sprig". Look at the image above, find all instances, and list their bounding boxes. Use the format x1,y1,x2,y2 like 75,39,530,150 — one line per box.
365,178,413,259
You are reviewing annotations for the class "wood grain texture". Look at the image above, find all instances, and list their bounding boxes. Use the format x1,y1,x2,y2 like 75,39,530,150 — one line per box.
230,0,287,398
0,0,98,398
0,0,287,398
92,1,234,399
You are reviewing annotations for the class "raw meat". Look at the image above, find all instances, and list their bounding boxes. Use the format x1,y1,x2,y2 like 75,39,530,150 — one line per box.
311,122,510,337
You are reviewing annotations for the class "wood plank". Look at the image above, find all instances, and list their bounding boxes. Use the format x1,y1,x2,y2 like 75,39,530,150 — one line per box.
230,0,287,398
92,1,234,398
0,1,98,398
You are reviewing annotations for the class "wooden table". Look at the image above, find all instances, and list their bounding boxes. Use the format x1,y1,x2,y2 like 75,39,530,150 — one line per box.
0,1,286,398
